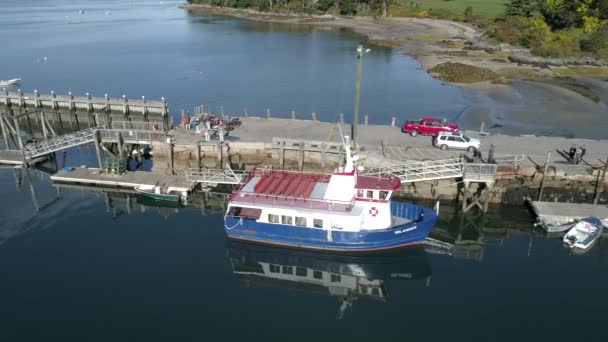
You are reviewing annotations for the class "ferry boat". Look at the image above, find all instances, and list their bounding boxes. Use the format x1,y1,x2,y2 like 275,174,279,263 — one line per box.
224,136,439,252
227,241,431,318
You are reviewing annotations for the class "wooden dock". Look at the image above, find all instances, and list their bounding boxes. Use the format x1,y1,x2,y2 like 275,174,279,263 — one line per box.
50,168,193,192
529,201,608,226
0,150,23,165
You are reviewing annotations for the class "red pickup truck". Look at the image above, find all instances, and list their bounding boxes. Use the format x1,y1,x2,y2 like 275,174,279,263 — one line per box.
402,117,458,137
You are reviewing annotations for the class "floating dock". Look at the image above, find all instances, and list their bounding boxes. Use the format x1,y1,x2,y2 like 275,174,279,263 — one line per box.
0,150,23,165
529,201,608,226
50,168,193,193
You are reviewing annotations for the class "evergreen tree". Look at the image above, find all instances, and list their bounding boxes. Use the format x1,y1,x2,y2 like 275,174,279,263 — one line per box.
505,0,537,18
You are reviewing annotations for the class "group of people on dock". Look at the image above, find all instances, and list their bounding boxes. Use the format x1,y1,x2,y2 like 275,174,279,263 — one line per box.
569,145,586,165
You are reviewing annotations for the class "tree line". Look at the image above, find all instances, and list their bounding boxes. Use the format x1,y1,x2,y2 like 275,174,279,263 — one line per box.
188,0,390,16
495,0,608,57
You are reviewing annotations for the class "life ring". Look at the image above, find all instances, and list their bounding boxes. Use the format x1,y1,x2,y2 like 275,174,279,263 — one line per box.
369,207,379,217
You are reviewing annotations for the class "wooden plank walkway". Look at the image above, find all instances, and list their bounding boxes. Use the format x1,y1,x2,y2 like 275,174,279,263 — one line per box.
529,201,608,226
50,168,193,192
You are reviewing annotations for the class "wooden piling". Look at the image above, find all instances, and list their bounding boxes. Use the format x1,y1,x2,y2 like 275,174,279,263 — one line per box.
593,156,608,205
391,117,396,127
291,110,296,120
195,143,201,171
266,109,271,119
117,132,125,159
537,152,551,201
168,141,175,175
461,182,468,212
364,115,368,125
312,112,317,121
279,140,285,169
217,142,223,168
298,141,304,170
94,130,103,169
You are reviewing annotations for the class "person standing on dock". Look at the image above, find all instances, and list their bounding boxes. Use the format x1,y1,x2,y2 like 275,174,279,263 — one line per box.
488,144,495,164
569,145,576,163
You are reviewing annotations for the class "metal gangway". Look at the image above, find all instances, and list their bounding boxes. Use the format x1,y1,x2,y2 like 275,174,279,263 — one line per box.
362,158,464,183
24,127,98,160
185,166,247,186
22,120,166,161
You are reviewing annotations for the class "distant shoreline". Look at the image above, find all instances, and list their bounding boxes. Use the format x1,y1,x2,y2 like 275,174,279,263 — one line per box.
182,4,608,139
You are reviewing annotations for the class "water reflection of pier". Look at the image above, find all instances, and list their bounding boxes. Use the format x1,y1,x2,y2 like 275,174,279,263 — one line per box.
227,241,431,319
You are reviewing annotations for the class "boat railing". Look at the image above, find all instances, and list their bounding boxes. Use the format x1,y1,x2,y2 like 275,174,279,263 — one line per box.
231,191,355,212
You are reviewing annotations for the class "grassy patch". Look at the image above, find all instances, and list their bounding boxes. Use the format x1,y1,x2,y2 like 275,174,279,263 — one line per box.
368,39,403,48
410,34,451,41
428,62,500,83
393,0,507,18
552,66,608,77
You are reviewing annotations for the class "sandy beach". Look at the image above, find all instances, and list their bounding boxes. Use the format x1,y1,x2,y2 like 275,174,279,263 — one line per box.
184,4,608,139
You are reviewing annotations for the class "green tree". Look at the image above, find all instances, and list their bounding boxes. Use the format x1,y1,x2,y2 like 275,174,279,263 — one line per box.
505,0,537,17
464,5,474,22
339,0,357,14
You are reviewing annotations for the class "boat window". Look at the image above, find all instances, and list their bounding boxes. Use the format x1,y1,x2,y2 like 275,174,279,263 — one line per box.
282,266,293,275
314,219,323,228
269,264,281,273
366,190,374,199
360,287,368,294
229,206,262,219
313,270,323,279
379,191,389,200
296,267,307,277
268,214,280,223
372,288,380,296
357,189,364,197
281,215,293,225
295,217,307,227
331,273,341,282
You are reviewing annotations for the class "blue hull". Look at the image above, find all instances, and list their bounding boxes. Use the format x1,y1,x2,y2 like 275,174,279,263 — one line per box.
224,201,438,253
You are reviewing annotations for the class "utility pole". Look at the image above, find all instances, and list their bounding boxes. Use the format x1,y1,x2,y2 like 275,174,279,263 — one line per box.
353,45,369,149
353,45,363,149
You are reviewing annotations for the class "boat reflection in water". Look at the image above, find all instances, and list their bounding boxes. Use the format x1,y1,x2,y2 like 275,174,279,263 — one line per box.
227,241,432,319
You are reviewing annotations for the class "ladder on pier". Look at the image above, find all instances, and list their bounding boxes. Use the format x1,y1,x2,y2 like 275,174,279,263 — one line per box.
362,158,464,183
185,166,246,186
24,127,98,160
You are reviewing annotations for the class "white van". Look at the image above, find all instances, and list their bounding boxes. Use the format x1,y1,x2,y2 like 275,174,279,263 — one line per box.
433,131,480,152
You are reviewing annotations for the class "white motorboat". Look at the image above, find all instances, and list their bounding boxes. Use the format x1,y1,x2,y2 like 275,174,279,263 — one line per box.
563,217,604,251
0,78,21,87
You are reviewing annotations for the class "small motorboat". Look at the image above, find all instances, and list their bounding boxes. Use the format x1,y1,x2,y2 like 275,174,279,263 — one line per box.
134,184,184,203
0,78,21,87
563,217,604,251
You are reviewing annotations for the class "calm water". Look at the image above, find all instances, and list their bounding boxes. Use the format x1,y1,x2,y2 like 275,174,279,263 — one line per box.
1,1,608,341
0,0,467,124
2,167,608,341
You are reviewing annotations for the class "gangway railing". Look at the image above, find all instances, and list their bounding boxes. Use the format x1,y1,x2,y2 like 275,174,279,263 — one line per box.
185,166,246,185
98,128,163,144
24,127,98,160
362,158,463,183
462,163,497,182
